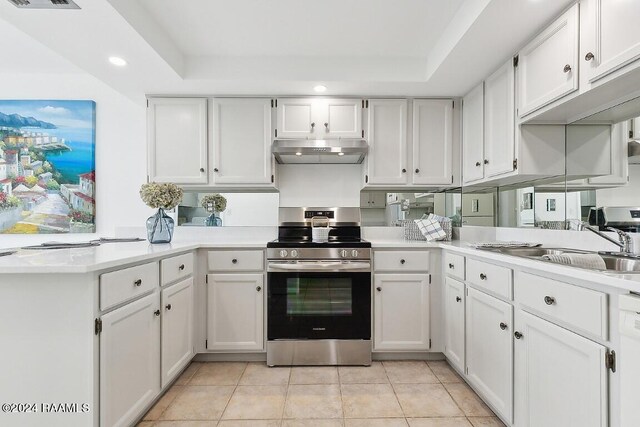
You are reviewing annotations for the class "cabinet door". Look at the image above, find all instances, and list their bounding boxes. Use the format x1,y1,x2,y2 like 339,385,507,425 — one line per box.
323,98,363,138
276,98,315,138
148,98,208,184
374,274,429,351
484,60,516,178
412,99,453,185
517,4,579,117
466,287,513,423
366,99,408,185
514,310,607,427
588,121,628,185
161,278,194,388
207,274,264,351
444,277,465,373
100,293,160,427
212,98,273,185
462,83,485,184
582,0,640,83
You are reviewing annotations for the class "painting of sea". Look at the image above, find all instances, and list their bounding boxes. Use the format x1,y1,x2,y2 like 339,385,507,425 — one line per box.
0,100,96,234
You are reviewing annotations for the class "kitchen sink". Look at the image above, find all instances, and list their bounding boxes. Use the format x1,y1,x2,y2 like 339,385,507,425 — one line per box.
478,246,640,274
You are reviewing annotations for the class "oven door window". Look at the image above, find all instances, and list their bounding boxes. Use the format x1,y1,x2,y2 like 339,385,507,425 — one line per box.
287,277,352,316
268,271,371,340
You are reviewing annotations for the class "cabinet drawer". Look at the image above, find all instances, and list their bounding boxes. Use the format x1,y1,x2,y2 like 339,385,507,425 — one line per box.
161,252,194,286
444,253,465,280
374,251,430,272
466,259,512,300
516,272,608,339
100,262,159,311
208,250,264,272
160,253,193,286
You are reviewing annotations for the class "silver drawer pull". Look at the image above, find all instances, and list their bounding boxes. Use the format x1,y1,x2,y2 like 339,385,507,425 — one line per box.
232,259,238,264
480,273,487,280
500,322,508,330
134,279,142,287
448,263,454,269
179,264,185,271
514,331,523,339
456,296,461,302
544,296,556,305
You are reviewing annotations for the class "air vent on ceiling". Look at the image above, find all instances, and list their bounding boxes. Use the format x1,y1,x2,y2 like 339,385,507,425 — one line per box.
7,0,80,9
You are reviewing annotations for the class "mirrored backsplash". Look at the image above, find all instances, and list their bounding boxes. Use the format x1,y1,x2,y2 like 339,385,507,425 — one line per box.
360,191,462,227
463,94,640,231
177,192,279,227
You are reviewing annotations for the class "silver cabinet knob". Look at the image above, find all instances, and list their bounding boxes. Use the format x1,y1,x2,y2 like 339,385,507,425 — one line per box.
134,279,142,287
484,159,489,165
256,286,262,292
311,122,315,129
448,263,454,269
166,304,172,310
514,331,523,339
376,287,382,292
480,273,487,280
475,161,481,167
563,64,572,73
154,310,161,316
456,296,462,302
179,264,185,271
544,296,556,305
585,52,595,61
199,168,205,173
500,322,508,330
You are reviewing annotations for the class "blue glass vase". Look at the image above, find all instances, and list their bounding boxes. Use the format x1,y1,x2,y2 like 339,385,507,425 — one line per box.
146,208,174,243
206,212,222,227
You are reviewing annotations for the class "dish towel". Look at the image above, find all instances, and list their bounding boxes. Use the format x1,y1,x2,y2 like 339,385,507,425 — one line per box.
541,253,607,270
414,218,446,242
469,241,542,249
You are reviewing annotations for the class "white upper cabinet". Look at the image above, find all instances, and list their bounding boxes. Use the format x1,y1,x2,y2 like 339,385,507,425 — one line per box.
517,4,579,117
462,83,485,184
365,99,408,185
514,310,608,427
211,98,274,185
412,99,453,185
148,98,208,184
582,0,640,84
276,98,362,139
484,60,516,178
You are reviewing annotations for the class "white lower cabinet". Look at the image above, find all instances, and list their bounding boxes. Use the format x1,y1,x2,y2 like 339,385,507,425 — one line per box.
373,274,430,351
514,310,608,427
444,277,465,373
161,278,194,388
100,292,161,427
465,287,513,423
207,273,264,351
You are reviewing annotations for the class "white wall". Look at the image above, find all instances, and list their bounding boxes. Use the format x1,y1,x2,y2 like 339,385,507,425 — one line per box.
277,164,362,207
596,164,640,206
0,72,148,248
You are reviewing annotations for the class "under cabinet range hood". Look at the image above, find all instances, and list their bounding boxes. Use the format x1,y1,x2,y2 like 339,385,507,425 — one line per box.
272,139,368,164
6,0,80,8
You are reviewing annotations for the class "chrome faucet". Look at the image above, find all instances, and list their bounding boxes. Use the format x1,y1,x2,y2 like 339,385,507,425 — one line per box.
580,223,634,254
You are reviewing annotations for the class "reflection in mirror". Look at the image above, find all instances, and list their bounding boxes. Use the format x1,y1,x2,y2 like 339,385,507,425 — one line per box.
462,188,496,227
177,192,279,226
360,191,461,226
568,96,640,233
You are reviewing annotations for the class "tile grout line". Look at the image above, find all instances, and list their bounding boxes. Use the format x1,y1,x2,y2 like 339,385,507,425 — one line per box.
153,361,202,422
218,362,249,423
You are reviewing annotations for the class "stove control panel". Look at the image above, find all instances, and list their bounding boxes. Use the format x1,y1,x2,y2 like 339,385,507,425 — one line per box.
279,250,288,258
267,247,371,260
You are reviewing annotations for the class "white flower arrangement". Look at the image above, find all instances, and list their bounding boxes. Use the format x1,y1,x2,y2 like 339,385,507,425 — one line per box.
139,182,183,210
201,194,227,213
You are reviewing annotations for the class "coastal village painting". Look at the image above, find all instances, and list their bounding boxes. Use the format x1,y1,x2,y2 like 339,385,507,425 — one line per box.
0,100,96,234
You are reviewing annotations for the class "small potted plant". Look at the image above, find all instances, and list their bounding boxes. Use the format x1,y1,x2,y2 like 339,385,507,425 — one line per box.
201,193,227,226
139,182,183,243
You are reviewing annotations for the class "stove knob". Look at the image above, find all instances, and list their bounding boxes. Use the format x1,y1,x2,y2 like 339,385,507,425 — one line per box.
351,250,359,258
340,249,349,258
290,249,299,258
279,249,288,258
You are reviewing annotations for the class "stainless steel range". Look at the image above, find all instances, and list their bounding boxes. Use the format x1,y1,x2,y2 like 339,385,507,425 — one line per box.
266,207,372,366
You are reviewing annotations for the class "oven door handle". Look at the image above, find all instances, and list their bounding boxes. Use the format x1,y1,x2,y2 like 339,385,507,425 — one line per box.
268,261,371,272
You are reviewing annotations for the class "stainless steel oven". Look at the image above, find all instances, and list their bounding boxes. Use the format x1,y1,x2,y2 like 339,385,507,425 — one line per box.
266,207,372,366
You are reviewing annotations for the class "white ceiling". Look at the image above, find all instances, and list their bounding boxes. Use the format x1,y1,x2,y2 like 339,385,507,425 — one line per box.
0,0,575,103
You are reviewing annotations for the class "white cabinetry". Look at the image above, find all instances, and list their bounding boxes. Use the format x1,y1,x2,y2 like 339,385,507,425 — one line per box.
147,98,208,184
276,98,362,139
514,310,607,427
484,61,515,178
365,99,408,185
211,98,274,186
412,99,453,185
360,191,386,209
581,0,640,84
161,278,194,388
462,83,484,184
373,274,430,351
465,286,513,423
444,277,465,373
517,4,579,117
207,273,264,351
100,292,160,427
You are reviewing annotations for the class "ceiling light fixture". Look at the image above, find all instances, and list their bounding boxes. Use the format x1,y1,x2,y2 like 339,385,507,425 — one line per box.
313,85,327,93
108,56,127,67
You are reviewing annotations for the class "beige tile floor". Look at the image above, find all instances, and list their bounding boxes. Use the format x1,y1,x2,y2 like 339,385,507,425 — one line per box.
139,360,505,427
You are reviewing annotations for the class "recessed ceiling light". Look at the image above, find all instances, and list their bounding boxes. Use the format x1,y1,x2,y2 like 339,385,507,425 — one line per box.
108,56,127,67
313,85,327,93
295,152,302,156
